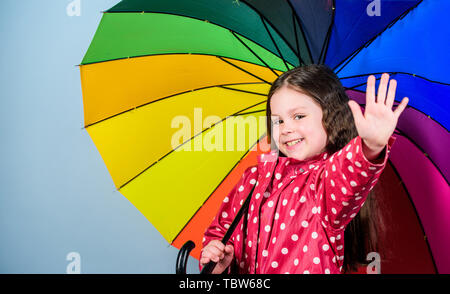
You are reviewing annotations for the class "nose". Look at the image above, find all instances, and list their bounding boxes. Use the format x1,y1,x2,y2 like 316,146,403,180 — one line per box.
280,119,294,135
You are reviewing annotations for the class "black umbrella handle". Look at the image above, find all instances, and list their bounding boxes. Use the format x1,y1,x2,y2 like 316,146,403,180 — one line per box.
176,240,195,274
200,185,255,274
176,185,256,274
199,259,218,275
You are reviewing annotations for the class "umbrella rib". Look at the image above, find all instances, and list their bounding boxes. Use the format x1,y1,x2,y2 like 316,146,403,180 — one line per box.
346,87,448,132
341,73,387,91
340,72,450,87
287,0,312,66
334,46,365,76
117,99,267,190
259,16,290,72
97,8,298,70
347,96,449,183
318,27,331,65
82,80,267,129
322,0,337,64
216,56,272,85
343,72,450,132
232,109,265,116
393,130,449,186
171,132,267,245
218,85,268,97
333,0,424,74
344,81,370,91
385,159,439,273
240,0,301,68
291,11,301,66
80,51,282,67
318,0,335,65
230,30,280,78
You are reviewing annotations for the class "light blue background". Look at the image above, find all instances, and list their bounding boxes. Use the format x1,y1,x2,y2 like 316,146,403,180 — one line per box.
0,0,199,274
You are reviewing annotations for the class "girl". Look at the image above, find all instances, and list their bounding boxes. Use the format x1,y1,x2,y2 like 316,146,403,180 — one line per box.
200,64,408,274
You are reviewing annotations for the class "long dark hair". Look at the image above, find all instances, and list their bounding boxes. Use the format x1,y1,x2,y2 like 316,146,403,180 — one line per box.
266,64,383,273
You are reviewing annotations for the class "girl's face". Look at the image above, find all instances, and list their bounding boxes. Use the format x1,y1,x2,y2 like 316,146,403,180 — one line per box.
270,85,328,161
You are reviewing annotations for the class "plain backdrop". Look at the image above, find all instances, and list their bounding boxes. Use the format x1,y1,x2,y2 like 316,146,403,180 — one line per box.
0,0,199,274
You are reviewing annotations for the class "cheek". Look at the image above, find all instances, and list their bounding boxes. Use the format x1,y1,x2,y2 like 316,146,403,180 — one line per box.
299,123,313,137
315,126,328,148
304,123,327,144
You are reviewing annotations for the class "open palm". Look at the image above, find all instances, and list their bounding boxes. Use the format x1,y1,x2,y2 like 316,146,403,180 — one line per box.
348,73,409,149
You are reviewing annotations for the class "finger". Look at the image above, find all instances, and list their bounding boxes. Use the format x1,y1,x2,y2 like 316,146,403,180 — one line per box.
206,246,225,261
348,100,365,126
208,240,225,251
224,245,234,255
366,75,376,106
201,250,223,265
203,250,221,263
200,251,214,264
376,73,389,104
393,97,409,120
385,79,397,109
200,255,211,266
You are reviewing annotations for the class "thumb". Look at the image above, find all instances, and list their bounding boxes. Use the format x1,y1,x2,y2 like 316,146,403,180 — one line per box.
216,245,234,273
222,245,234,264
224,245,234,254
393,97,409,120
348,100,365,126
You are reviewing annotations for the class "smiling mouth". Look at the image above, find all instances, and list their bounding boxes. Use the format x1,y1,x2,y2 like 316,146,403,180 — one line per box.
285,138,303,147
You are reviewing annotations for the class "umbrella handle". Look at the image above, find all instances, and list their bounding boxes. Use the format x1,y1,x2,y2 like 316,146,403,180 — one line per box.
201,184,256,274
176,184,256,274
176,240,195,274
199,259,218,274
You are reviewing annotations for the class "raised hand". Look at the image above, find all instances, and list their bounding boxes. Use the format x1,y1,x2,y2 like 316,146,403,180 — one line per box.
348,73,409,159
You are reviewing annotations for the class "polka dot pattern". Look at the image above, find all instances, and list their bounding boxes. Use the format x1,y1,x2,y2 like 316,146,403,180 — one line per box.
201,136,395,274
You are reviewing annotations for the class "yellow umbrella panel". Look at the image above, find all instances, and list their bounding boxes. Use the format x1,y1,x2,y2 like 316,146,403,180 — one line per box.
81,54,279,127
82,55,278,242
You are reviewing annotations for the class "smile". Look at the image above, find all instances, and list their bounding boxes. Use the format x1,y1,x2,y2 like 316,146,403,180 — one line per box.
285,138,303,147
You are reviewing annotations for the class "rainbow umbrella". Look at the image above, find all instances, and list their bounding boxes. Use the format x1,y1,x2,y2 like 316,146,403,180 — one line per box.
80,0,450,273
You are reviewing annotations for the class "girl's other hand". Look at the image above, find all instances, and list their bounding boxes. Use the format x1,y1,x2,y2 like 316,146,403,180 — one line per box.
348,73,408,157
200,240,234,274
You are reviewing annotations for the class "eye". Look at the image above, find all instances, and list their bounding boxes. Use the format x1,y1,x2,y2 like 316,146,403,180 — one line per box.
272,119,282,126
294,114,305,120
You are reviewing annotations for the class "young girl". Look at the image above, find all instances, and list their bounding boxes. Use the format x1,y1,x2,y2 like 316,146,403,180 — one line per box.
200,64,408,274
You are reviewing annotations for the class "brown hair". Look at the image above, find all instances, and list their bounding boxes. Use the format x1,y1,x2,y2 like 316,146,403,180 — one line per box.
266,64,382,273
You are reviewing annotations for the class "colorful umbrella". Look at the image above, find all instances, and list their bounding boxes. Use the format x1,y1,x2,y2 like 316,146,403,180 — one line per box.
79,0,450,273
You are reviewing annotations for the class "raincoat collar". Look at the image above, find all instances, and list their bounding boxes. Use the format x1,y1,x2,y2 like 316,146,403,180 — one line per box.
255,149,331,195
257,149,330,169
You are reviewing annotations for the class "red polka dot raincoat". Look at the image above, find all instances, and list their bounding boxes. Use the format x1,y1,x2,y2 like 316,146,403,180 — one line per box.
202,135,395,274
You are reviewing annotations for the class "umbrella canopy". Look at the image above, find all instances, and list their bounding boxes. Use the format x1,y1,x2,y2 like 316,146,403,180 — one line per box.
80,0,450,273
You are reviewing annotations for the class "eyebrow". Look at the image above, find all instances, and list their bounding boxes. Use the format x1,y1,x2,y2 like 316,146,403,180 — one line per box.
271,106,306,117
